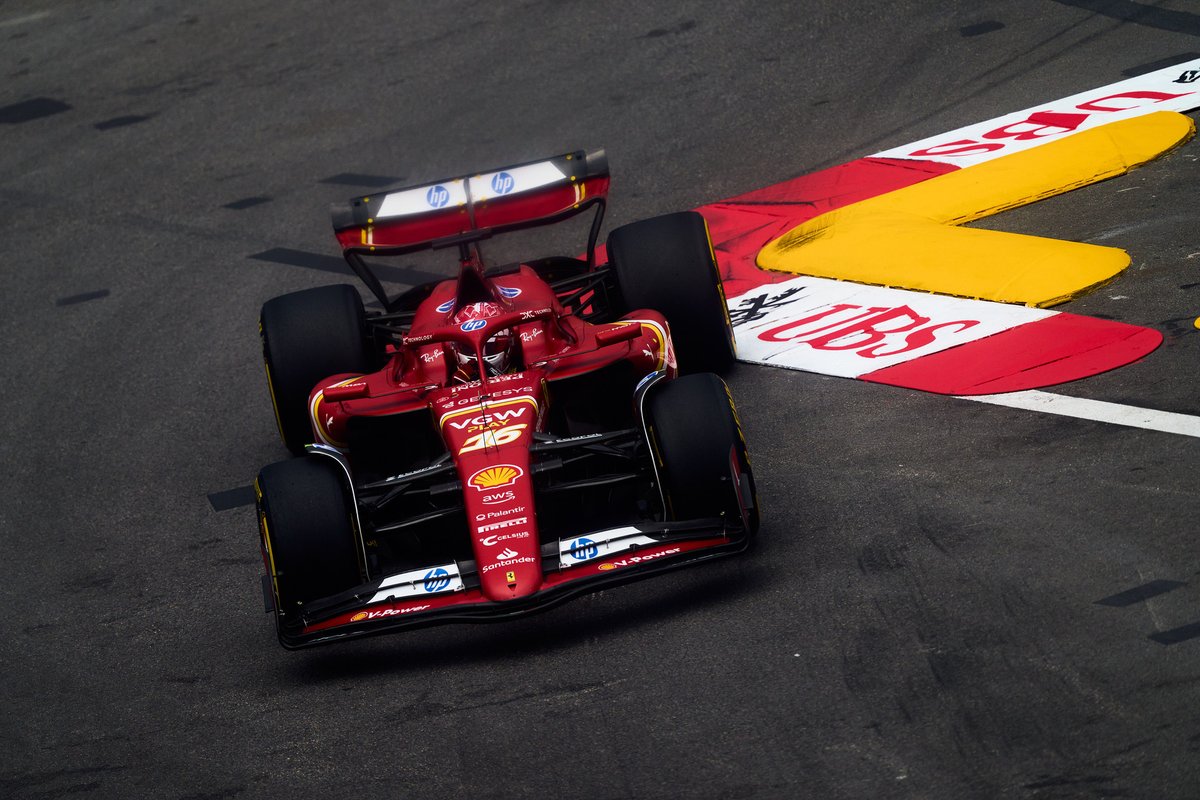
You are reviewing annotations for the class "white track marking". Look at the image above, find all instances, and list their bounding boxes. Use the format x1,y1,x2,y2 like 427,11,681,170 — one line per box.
0,11,50,28
873,57,1200,167
957,391,1200,438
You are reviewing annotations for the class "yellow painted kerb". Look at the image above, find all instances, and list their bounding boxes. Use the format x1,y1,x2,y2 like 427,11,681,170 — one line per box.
757,111,1196,307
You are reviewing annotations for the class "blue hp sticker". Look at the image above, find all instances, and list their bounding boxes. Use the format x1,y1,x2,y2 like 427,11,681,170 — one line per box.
569,537,598,561
426,185,451,208
498,285,521,299
423,567,451,593
460,319,488,332
491,172,515,195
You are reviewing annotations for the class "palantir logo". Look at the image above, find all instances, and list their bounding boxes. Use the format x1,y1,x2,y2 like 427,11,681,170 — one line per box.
426,184,451,208
423,567,451,593
569,537,597,561
491,171,515,195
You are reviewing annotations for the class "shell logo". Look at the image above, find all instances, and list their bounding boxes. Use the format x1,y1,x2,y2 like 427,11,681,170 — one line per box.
350,612,368,622
468,464,523,491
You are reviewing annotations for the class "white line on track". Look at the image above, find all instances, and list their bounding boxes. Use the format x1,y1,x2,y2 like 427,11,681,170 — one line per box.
956,390,1200,439
0,11,50,28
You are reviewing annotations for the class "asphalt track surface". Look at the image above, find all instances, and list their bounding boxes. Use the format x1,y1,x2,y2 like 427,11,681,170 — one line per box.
3,2,1199,798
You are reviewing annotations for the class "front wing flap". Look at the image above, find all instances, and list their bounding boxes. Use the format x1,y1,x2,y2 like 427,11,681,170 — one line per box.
279,517,750,648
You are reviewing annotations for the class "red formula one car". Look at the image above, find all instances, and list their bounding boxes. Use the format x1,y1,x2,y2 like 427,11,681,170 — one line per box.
254,149,758,648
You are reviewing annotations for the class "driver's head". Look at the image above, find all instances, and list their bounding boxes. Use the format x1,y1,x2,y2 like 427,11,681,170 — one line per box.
451,302,516,377
480,331,515,375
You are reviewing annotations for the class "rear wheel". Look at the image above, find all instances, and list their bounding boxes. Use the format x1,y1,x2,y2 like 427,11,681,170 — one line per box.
260,284,374,455
646,373,758,536
607,211,736,373
256,456,363,627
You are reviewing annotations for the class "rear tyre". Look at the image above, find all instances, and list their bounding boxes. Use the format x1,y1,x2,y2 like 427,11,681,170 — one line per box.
607,211,736,373
257,456,363,627
260,284,373,455
646,373,758,536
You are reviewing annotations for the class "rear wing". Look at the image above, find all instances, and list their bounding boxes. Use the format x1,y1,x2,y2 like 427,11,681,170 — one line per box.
330,149,609,308
332,148,609,252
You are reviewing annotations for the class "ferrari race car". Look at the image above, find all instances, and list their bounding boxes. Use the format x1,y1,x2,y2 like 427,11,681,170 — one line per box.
254,149,759,648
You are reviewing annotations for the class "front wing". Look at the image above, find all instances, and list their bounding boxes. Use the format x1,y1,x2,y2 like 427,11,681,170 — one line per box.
274,516,752,649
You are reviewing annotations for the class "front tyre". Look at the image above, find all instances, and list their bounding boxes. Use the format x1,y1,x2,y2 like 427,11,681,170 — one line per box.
607,211,736,374
646,373,759,537
260,284,373,455
256,456,364,634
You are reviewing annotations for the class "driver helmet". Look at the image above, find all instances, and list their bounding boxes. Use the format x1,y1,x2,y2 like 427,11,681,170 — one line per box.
452,302,516,376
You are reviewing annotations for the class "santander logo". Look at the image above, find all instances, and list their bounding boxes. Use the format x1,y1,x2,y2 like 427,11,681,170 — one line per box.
496,548,519,559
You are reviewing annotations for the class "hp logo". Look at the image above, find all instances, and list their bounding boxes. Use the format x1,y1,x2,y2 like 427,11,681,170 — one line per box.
569,537,598,561
423,567,451,593
460,319,487,332
426,185,451,208
491,172,515,195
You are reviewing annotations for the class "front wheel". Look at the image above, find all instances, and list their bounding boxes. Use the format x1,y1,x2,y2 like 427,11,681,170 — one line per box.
646,373,758,536
256,456,364,631
260,284,374,455
607,211,736,374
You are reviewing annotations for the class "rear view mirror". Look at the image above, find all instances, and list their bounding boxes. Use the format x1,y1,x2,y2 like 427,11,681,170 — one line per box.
324,381,370,401
595,323,642,346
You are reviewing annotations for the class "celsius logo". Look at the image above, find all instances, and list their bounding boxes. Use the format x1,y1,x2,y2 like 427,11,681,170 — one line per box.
436,298,455,313
460,319,488,332
491,172,515,194
498,285,521,299
481,531,530,546
423,567,451,593
426,185,451,208
568,537,597,561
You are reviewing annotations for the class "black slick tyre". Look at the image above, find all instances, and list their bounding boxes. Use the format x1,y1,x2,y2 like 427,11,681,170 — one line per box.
260,284,373,455
646,373,759,536
607,211,736,373
256,456,363,631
